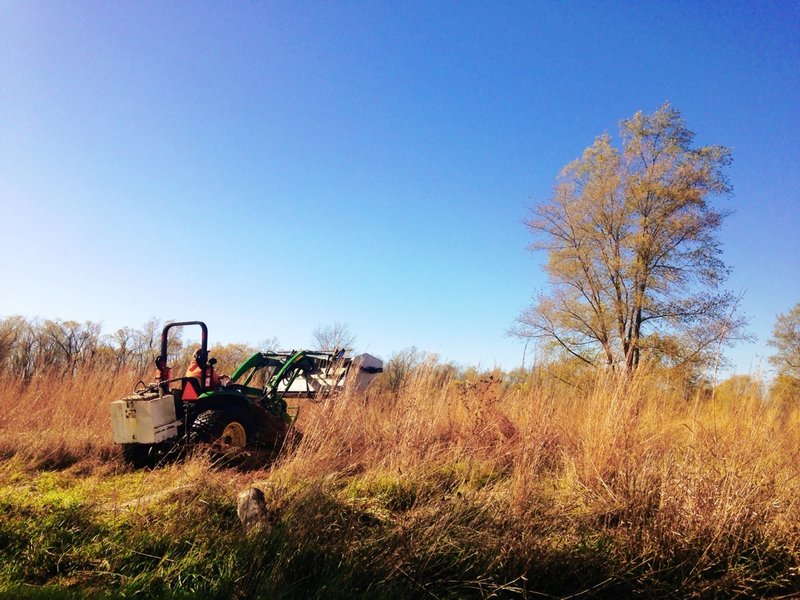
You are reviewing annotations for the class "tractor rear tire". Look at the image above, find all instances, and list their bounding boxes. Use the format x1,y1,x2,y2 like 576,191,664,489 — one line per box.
190,407,255,451
122,444,153,469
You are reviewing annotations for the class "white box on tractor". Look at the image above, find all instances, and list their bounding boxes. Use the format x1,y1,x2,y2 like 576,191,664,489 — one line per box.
110,393,181,444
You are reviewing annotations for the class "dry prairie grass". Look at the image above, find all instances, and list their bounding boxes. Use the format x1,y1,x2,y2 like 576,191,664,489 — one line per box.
0,367,134,470
1,363,799,597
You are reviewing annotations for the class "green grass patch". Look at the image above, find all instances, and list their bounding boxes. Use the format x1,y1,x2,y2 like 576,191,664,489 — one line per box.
2,457,800,599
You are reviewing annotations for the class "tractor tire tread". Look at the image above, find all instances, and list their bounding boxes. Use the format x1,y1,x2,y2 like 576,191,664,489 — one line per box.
190,407,255,448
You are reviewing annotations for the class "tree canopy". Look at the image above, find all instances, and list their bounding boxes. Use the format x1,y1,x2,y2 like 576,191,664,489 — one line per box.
768,303,800,379
514,103,744,372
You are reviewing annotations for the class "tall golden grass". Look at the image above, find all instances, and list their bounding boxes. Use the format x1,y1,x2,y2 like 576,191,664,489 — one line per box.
1,363,798,595
0,367,135,468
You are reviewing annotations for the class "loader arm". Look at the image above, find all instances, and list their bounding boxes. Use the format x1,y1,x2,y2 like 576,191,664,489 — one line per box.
229,352,271,386
264,351,313,399
229,351,315,401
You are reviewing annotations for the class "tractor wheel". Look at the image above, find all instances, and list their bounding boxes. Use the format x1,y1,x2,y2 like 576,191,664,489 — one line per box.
122,444,153,469
190,407,255,451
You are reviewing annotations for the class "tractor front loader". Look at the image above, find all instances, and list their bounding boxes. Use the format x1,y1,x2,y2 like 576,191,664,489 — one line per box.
110,321,382,467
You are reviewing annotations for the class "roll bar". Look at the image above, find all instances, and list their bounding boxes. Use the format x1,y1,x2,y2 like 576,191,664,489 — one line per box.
155,321,208,384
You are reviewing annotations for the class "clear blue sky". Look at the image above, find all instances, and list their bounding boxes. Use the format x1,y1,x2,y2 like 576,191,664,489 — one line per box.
1,1,798,375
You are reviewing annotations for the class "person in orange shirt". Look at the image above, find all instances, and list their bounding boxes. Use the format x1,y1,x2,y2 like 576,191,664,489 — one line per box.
185,348,222,388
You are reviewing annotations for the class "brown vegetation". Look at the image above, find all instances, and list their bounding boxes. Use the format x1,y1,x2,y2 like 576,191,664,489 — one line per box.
1,356,798,597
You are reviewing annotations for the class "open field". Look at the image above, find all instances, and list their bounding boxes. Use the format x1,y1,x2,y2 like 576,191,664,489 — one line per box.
1,365,799,598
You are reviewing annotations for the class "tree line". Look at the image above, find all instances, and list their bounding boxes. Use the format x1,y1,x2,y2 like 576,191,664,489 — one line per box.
0,310,795,402
0,316,277,379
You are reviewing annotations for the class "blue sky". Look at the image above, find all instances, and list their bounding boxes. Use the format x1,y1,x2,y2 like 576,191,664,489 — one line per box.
1,1,798,374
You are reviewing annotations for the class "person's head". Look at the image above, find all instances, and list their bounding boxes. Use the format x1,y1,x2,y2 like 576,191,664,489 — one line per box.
192,347,205,366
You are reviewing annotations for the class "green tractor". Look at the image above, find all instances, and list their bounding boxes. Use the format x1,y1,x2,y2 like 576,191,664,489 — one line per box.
110,321,382,467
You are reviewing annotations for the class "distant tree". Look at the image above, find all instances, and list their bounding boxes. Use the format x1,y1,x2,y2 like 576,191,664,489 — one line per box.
0,316,23,368
768,303,800,379
207,343,259,373
767,304,800,402
131,318,163,373
0,316,39,378
311,322,356,352
714,374,762,403
107,326,136,369
382,347,423,393
770,373,800,403
258,337,280,352
513,103,744,372
42,319,101,375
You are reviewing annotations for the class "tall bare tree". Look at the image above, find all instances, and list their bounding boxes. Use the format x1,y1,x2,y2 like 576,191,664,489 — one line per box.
42,319,102,375
0,316,39,378
311,322,356,353
514,103,744,372
107,326,136,369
